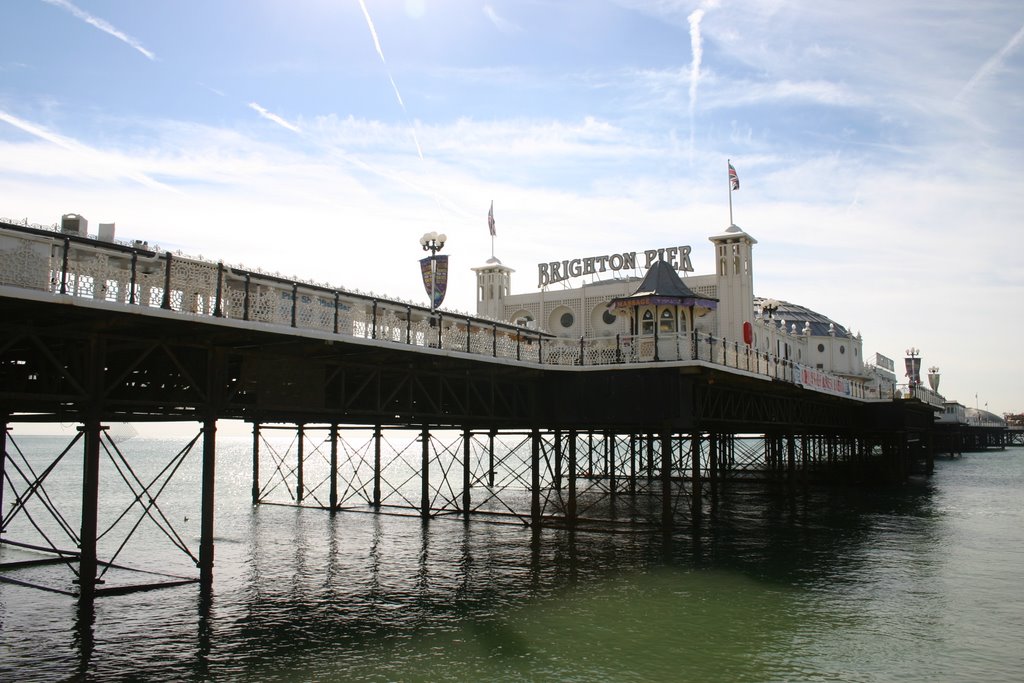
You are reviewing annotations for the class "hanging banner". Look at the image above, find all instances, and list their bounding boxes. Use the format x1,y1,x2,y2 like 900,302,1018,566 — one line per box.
796,365,852,397
419,255,449,309
904,356,921,386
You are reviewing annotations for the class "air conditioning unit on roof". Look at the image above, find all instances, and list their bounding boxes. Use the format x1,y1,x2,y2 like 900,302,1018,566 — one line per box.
61,213,88,237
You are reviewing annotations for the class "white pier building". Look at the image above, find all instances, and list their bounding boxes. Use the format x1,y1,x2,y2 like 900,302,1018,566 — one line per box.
473,222,886,398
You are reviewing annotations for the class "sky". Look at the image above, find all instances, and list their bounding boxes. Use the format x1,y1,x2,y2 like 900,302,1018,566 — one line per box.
1,0,1023,417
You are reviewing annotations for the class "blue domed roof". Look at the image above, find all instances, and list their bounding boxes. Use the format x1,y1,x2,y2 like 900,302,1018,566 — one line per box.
754,297,853,338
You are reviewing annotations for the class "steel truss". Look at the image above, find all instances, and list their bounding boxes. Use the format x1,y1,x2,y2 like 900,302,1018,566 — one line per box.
694,380,857,432
251,425,800,528
249,421,928,530
0,427,204,597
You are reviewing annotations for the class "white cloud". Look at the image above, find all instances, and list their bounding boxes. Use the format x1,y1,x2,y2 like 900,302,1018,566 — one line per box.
41,0,155,60
483,5,520,34
956,22,1024,102
0,109,174,191
247,102,302,134
707,79,869,109
3,0,1023,413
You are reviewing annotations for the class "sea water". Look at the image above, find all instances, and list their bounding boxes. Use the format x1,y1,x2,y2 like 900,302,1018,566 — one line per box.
1,435,1022,682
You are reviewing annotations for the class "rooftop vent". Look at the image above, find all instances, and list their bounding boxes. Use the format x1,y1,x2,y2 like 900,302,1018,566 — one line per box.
61,213,88,237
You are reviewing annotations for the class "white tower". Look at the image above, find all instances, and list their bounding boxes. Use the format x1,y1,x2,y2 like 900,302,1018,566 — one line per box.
472,258,515,321
708,224,757,343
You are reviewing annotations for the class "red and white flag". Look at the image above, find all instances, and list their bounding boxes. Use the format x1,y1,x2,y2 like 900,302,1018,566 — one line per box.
728,163,740,191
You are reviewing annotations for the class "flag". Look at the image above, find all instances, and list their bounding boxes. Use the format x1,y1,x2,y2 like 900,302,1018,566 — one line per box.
488,200,496,237
728,162,740,191
420,254,449,308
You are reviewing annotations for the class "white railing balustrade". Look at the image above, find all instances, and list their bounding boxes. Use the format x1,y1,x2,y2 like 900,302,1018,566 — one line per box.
0,219,864,398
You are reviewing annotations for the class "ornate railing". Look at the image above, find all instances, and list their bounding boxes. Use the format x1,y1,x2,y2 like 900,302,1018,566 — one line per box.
0,219,865,398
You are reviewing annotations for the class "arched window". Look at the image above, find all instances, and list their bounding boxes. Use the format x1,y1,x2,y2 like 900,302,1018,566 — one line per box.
659,308,676,333
641,309,654,334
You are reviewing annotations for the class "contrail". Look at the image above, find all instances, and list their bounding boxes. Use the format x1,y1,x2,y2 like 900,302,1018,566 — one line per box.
248,102,302,133
687,8,705,159
356,0,424,159
40,0,156,60
956,22,1024,102
0,109,78,150
0,109,175,191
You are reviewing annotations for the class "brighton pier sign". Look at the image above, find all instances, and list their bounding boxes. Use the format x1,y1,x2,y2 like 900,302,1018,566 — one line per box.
537,246,693,288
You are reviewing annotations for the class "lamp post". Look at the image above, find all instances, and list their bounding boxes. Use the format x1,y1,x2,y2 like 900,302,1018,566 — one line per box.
419,231,447,312
905,347,920,399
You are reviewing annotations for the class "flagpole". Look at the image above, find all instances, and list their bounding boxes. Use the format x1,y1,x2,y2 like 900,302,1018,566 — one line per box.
488,200,496,260
728,158,734,226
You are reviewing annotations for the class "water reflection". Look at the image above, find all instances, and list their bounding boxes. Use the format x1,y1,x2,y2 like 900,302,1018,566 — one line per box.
72,596,94,679
10,451,1024,682
102,481,942,680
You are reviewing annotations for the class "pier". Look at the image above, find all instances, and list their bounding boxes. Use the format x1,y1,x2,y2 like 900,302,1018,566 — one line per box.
1,218,941,600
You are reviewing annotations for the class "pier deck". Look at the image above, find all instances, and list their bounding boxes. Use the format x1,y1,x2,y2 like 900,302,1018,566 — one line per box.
0,219,939,599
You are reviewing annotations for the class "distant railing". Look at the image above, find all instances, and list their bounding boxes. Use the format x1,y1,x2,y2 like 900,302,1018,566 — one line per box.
0,219,865,398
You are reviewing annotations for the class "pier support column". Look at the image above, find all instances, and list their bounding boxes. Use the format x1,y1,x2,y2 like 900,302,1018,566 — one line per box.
646,434,655,481
373,425,382,508
420,427,430,520
801,435,809,483
629,434,637,496
567,430,578,526
251,423,260,505
606,431,616,498
77,419,102,601
690,433,702,519
530,429,541,526
553,430,563,491
199,417,216,588
709,433,718,485
329,424,338,511
587,432,595,477
295,424,305,503
786,434,796,483
0,419,7,535
709,433,720,512
462,428,471,519
660,431,673,528
487,429,496,488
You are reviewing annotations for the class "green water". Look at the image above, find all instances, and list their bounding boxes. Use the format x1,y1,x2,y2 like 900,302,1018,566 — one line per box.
1,438,1022,681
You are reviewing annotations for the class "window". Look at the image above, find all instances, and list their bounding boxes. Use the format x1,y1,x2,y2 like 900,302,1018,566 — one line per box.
641,309,654,334
560,312,574,329
817,343,825,353
659,308,676,333
839,345,846,354
602,309,617,325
